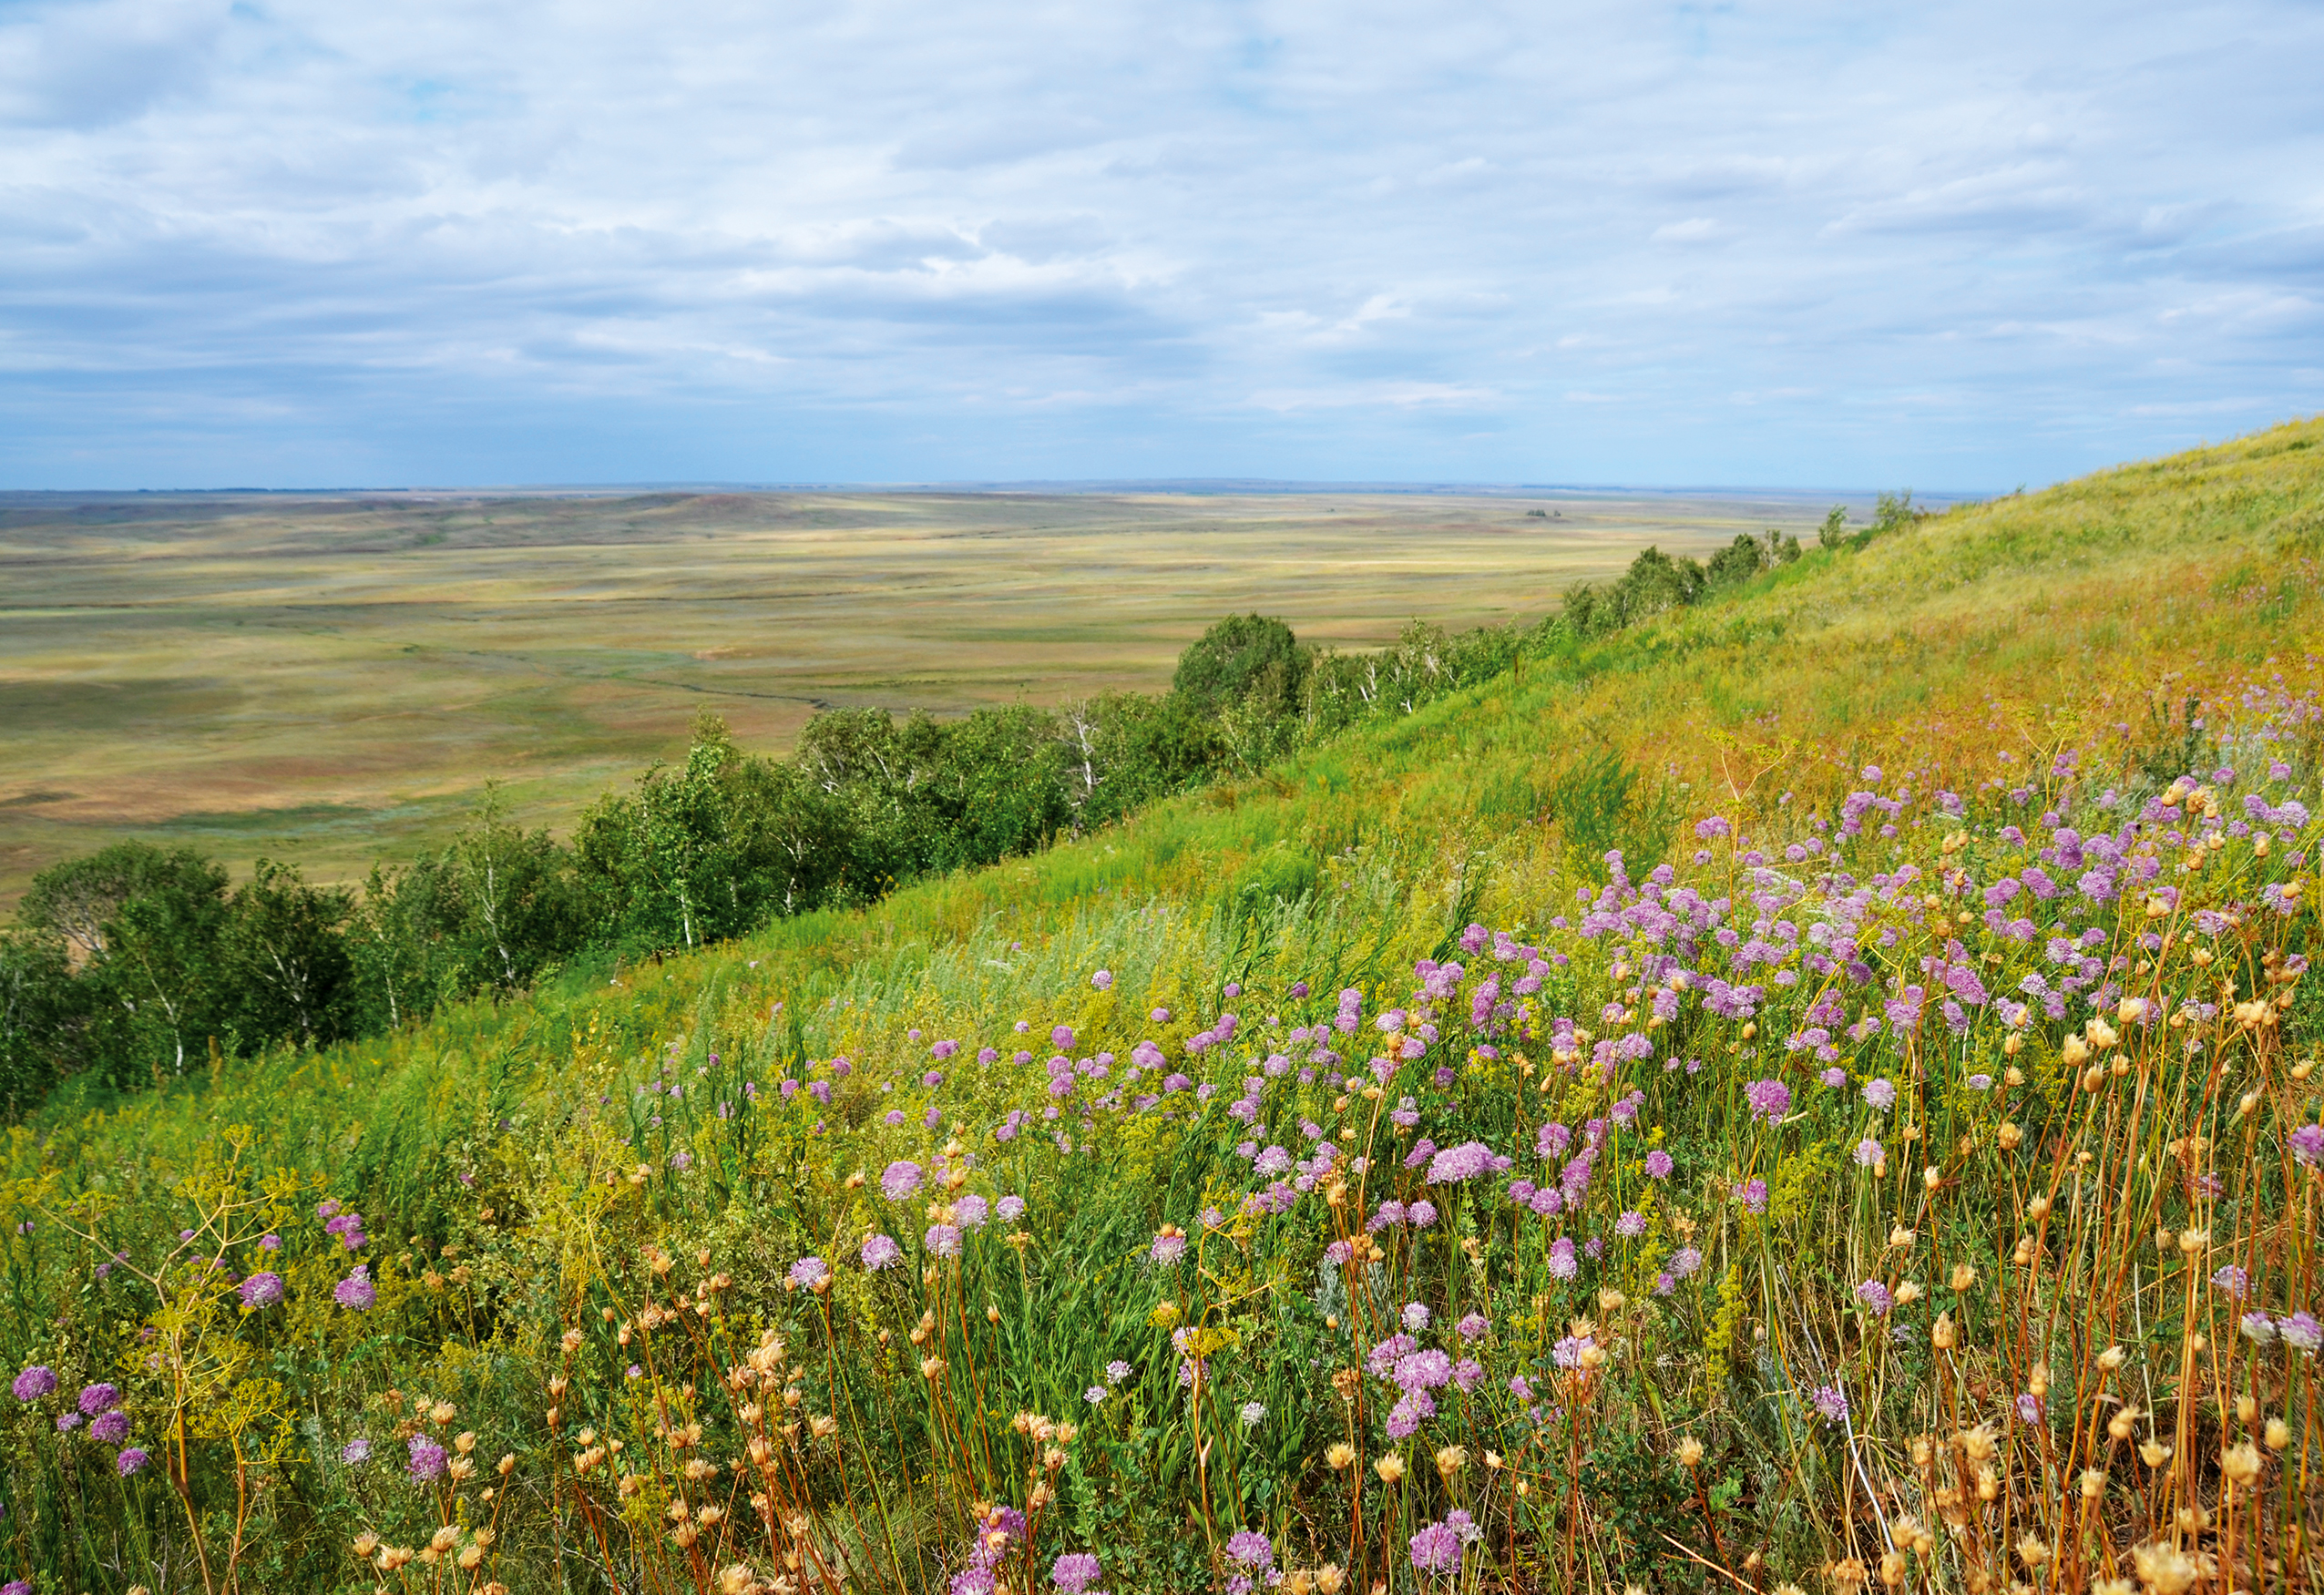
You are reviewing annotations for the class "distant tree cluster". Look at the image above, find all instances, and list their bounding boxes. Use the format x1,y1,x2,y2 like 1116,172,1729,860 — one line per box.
0,501,1922,1109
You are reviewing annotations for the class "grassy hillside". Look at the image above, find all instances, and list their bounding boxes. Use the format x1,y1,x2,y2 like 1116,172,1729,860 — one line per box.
2,419,2320,1595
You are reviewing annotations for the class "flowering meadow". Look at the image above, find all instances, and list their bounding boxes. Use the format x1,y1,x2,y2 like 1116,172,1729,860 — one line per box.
1,421,2321,1594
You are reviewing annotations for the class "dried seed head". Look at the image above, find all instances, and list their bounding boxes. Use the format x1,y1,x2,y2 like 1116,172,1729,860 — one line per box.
1374,1453,1405,1484
1676,1436,1705,1467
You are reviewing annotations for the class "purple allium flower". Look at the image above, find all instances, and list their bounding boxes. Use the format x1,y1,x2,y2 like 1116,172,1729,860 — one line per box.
1854,1138,1884,1169
788,1255,829,1290
1150,1230,1186,1264
1090,969,1113,991
1643,1150,1674,1180
1053,1552,1103,1595
258,1233,282,1250
862,1233,902,1271
116,1447,150,1477
11,1365,56,1402
1819,1067,1848,1089
342,1437,373,1463
1738,1179,1769,1213
1614,1210,1647,1238
955,1193,989,1229
77,1382,119,1416
1811,1384,1849,1424
1409,1518,1463,1577
56,1412,83,1433
1408,1200,1438,1229
333,1267,374,1310
1856,1280,1893,1314
2292,1124,2324,1167
1548,1236,1578,1279
1863,1077,1898,1111
1395,1349,1454,1393
1106,1359,1132,1384
1457,1312,1489,1341
1745,1079,1791,1124
2015,1393,2042,1425
1402,1302,1430,1332
997,1195,1026,1222
881,1160,925,1201
1085,1385,1107,1405
90,1409,129,1445
1224,1530,1273,1569
926,1224,963,1258
1669,1245,1703,1279
407,1434,447,1481
2212,1264,2249,1300
2279,1312,2323,1354
239,1272,284,1309
1425,1140,1495,1184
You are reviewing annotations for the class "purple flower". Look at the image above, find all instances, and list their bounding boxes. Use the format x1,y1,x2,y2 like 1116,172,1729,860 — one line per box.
1090,969,1113,990
1854,1138,1884,1169
1643,1150,1674,1180
2292,1124,2324,1167
116,1447,150,1477
1403,1302,1430,1331
1856,1280,1893,1314
77,1382,119,1416
926,1224,963,1258
1425,1140,1495,1184
1862,1077,1898,1111
1819,1067,1848,1089
1509,1374,1536,1402
862,1233,902,1271
334,1267,374,1310
1394,1349,1454,1392
881,1160,926,1201
2279,1312,2322,1354
2212,1264,2249,1301
1547,1236,1578,1279
11,1365,56,1402
56,1412,83,1433
1408,1200,1438,1229
1409,1518,1464,1577
1614,1210,1647,1238
239,1272,284,1309
1105,1359,1131,1384
258,1233,282,1250
787,1255,829,1290
90,1409,129,1445
1738,1179,1768,1214
1224,1530,1273,1570
1457,1312,1489,1341
407,1434,447,1481
1053,1552,1103,1595
342,1437,374,1463
1811,1384,1849,1424
1150,1230,1186,1264
1745,1079,1791,1124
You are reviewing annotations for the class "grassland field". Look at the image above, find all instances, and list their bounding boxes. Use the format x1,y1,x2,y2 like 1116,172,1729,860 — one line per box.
0,486,1863,909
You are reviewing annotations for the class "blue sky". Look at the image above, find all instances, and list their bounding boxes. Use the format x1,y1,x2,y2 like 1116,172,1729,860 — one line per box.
1,0,2319,490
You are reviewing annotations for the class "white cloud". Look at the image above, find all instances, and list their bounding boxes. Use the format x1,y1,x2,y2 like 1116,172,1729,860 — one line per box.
0,0,2319,487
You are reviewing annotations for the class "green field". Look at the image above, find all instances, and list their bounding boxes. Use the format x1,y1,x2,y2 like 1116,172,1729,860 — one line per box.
0,486,1827,908
2,424,2320,1595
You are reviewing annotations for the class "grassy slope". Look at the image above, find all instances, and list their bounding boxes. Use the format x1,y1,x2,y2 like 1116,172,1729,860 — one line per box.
14,416,2320,1230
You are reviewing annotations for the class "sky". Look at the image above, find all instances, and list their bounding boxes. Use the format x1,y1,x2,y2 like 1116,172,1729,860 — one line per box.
1,0,2319,491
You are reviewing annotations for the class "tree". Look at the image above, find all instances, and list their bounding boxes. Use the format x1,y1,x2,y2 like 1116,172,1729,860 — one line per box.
49,845,232,1080
1817,506,1850,549
219,859,355,1048
1172,614,1306,720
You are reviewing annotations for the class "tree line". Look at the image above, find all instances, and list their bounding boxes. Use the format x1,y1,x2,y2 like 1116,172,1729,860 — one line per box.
0,499,1918,1111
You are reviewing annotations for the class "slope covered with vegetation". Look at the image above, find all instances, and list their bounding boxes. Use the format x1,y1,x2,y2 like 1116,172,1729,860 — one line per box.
2,420,2321,1595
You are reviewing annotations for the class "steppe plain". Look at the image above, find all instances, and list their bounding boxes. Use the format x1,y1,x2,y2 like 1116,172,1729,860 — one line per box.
0,486,1847,905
